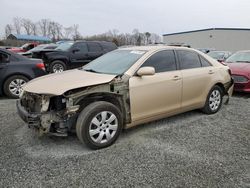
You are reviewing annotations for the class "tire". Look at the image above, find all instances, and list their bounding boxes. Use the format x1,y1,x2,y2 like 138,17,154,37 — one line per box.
50,60,66,73
202,85,223,114
3,75,29,99
76,101,123,149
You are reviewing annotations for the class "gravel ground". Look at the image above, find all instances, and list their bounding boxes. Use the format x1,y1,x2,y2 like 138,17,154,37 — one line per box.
0,94,249,188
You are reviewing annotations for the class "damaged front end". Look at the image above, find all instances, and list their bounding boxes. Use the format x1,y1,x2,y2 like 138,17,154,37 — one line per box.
16,75,131,136
17,92,80,136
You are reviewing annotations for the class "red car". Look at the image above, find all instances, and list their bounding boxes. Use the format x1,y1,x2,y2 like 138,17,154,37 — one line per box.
226,50,250,93
9,42,39,53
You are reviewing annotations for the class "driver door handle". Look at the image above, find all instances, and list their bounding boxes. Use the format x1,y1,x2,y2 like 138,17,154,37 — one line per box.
209,70,215,74
172,75,182,81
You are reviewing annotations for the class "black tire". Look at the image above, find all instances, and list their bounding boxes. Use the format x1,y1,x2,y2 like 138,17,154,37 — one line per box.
49,60,66,73
76,101,123,149
202,85,223,114
3,75,29,99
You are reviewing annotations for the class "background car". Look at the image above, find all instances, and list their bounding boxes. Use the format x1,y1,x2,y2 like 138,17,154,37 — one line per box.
0,48,46,98
17,46,233,149
43,41,117,73
207,51,232,62
225,50,250,93
19,43,58,58
9,42,39,53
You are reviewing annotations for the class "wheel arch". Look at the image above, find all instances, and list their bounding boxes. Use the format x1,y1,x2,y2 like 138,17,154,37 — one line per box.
50,58,69,65
75,92,127,127
214,82,226,95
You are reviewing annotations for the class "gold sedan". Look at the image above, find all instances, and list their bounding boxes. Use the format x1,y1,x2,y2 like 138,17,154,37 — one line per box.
17,46,234,149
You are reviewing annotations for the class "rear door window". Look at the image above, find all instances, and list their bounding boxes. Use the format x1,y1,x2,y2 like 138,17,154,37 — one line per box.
74,42,88,53
101,42,117,52
88,42,103,52
177,50,202,70
199,56,211,67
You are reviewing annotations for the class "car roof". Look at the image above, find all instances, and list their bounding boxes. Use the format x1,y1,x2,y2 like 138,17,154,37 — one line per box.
117,45,195,52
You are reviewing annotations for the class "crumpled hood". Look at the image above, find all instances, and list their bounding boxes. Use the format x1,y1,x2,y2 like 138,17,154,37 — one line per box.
23,69,117,95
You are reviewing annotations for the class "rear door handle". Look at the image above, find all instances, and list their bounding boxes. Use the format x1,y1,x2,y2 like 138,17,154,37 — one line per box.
209,70,215,74
172,75,181,81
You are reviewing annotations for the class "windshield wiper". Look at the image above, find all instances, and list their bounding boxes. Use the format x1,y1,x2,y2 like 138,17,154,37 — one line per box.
84,68,101,73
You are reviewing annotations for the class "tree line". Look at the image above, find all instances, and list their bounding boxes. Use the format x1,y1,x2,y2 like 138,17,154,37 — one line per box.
4,17,162,46
4,17,81,41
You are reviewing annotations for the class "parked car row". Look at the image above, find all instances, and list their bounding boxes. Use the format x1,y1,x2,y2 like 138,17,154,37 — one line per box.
1,41,250,100
43,41,117,73
0,41,117,98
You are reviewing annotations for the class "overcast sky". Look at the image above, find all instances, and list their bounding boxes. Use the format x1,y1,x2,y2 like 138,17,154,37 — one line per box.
1,0,250,38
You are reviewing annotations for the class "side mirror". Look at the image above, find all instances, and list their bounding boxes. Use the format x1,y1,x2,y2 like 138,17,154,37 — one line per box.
72,48,80,53
137,67,155,76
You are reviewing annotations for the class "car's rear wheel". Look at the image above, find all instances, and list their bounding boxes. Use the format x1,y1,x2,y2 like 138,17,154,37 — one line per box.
202,85,223,114
76,101,123,149
50,60,66,73
3,75,29,98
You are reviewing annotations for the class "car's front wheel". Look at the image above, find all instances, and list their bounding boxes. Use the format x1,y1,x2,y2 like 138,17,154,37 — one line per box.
50,60,66,73
3,75,29,98
202,85,223,114
76,101,123,149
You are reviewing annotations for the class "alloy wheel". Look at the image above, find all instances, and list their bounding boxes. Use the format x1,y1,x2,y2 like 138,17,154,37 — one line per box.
53,64,64,73
8,78,26,97
89,111,118,144
209,90,221,111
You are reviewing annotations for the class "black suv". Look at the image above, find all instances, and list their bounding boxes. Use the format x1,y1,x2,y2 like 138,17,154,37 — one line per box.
43,41,117,73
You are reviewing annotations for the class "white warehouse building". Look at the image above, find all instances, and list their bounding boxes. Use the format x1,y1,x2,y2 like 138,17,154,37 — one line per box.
163,28,250,52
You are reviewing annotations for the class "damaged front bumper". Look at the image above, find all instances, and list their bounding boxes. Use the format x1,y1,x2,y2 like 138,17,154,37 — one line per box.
17,100,41,128
16,99,79,136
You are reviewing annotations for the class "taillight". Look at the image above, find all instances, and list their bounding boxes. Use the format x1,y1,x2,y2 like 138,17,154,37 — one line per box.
36,63,45,71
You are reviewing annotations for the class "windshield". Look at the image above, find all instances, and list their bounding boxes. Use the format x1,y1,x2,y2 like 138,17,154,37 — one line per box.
226,52,250,63
83,50,146,75
208,51,225,59
55,42,74,51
